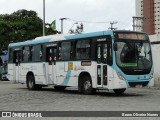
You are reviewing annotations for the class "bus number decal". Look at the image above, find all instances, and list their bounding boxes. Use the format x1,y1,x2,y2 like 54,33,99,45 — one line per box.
81,61,92,66
68,62,73,70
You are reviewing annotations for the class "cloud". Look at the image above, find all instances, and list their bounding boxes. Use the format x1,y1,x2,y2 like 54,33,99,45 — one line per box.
0,0,135,33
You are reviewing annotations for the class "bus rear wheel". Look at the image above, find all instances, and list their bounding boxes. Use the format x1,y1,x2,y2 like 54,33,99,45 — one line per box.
82,76,95,95
113,88,126,95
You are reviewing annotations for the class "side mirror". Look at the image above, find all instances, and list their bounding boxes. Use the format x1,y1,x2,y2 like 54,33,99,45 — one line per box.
113,42,118,51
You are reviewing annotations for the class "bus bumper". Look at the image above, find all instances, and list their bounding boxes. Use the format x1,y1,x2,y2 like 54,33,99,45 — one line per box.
147,78,154,87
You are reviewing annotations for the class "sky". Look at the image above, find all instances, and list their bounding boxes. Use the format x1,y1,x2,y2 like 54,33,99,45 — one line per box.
0,0,135,34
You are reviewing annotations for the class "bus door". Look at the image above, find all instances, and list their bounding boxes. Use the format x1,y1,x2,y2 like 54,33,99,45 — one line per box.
96,42,108,88
46,46,57,84
13,50,21,83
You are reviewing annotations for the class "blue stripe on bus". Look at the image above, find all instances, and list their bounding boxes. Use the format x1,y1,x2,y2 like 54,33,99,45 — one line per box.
9,30,114,47
61,70,71,86
9,39,50,47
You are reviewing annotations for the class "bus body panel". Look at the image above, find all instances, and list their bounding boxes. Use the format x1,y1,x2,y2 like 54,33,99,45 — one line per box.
56,61,96,87
8,30,154,93
8,63,14,82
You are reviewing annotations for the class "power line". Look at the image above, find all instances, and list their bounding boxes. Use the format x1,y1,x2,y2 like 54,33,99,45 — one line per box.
66,18,110,24
108,21,118,30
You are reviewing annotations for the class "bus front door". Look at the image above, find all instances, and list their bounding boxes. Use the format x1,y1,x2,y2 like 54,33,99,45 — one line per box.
13,50,21,83
96,43,108,88
46,46,57,84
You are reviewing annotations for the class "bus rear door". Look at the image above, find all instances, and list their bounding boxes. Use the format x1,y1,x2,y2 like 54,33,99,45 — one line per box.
13,50,21,83
46,45,57,84
96,42,108,88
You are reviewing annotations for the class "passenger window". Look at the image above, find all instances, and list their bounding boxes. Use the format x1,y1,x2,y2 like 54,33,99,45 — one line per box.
23,47,29,62
29,46,33,61
61,42,71,60
76,40,91,59
8,48,13,63
32,45,43,61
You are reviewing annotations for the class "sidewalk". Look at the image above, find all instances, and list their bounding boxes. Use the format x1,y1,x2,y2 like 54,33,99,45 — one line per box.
0,80,12,84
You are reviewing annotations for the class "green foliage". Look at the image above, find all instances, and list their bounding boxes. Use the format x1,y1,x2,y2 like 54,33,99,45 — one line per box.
0,9,56,50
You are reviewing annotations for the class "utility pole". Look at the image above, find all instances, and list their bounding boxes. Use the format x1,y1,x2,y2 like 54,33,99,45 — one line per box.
43,0,45,36
108,21,118,30
133,16,144,32
60,18,68,34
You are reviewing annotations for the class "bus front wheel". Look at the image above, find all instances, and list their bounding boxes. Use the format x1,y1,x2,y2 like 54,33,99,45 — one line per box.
113,88,126,95
82,76,96,95
27,75,41,90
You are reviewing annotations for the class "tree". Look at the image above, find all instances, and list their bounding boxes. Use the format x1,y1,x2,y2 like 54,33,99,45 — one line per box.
0,9,56,50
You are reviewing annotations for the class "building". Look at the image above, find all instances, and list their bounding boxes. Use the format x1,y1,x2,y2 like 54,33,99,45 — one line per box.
136,0,160,35
136,0,160,87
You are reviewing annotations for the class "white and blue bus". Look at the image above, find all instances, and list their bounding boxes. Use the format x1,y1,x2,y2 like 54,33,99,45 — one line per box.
0,51,8,80
8,30,154,94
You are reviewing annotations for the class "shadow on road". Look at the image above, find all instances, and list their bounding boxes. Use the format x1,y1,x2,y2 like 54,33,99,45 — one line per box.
16,86,144,97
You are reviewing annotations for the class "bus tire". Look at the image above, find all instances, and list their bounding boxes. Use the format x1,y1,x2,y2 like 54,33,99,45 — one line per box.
78,84,83,93
113,88,126,95
82,76,96,95
27,75,37,90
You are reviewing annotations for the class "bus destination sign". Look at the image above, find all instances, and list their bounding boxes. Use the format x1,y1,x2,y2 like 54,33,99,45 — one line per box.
117,33,146,40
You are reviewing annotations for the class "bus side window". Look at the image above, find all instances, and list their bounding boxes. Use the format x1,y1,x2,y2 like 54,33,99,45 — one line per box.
8,48,13,63
107,41,112,65
22,47,25,61
23,47,29,62
40,45,43,60
32,45,43,61
29,46,33,61
46,47,52,62
61,42,71,60
76,39,91,60
70,42,74,59
13,50,21,63
58,43,62,60
13,51,17,63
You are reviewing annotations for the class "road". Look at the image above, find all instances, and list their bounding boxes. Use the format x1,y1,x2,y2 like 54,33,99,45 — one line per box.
0,81,160,120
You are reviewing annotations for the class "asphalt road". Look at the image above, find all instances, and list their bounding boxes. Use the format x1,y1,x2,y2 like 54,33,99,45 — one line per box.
0,81,160,120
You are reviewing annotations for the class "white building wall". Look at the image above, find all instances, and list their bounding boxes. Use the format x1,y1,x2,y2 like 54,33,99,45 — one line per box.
136,0,160,86
149,35,160,86
136,0,160,34
154,0,160,34
136,0,143,17
135,0,143,32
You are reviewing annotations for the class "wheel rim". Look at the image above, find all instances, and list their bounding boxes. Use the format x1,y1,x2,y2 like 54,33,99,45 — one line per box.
84,80,91,92
28,77,33,88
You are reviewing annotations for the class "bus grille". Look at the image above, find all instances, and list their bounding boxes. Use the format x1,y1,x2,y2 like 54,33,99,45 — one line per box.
128,81,149,87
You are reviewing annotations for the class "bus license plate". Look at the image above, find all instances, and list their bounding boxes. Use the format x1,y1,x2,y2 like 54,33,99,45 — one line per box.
135,84,142,88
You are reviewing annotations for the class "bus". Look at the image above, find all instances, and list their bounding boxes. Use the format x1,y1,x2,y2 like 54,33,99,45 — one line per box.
0,51,8,80
8,30,154,94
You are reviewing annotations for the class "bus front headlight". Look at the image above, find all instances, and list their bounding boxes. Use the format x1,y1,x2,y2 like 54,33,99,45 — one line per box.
116,72,125,80
150,72,154,79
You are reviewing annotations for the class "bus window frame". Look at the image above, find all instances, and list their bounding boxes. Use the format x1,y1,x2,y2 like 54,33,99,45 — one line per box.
92,35,113,66
75,38,92,60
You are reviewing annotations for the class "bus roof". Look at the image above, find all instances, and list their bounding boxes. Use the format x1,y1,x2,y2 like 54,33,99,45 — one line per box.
8,30,145,47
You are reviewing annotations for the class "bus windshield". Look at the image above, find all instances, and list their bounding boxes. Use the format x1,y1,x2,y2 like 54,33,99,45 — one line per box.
115,40,152,75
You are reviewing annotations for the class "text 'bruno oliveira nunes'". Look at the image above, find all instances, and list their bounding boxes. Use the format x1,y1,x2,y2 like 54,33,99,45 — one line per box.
1,111,160,117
